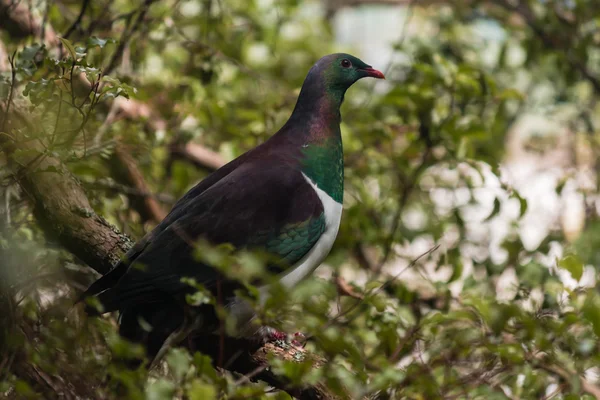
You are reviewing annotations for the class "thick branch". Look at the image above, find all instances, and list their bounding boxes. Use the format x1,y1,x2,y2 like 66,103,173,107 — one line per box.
250,343,344,400
96,98,169,222
0,105,132,275
191,336,347,400
169,141,227,172
111,145,166,223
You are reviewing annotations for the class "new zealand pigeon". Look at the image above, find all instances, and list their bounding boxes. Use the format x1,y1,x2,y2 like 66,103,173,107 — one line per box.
80,53,384,363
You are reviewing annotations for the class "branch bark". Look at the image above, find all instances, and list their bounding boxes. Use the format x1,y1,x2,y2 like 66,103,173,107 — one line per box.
0,104,133,275
111,144,166,223
191,337,348,400
169,141,227,172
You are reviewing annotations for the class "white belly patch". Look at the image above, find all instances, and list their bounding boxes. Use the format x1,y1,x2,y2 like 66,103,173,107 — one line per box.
228,173,343,334
277,173,343,288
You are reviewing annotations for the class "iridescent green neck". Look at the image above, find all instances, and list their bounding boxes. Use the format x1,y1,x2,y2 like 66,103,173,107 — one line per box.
287,72,347,203
301,135,344,203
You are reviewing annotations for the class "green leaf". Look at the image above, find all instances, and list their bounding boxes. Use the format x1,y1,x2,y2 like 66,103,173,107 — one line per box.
484,198,501,221
182,277,213,306
369,294,387,312
107,332,145,359
497,88,525,101
59,37,77,60
145,379,175,400
558,253,583,281
86,36,115,49
489,304,520,334
166,348,190,380
192,353,218,381
77,66,101,83
23,79,55,106
20,44,44,62
583,295,600,337
448,260,463,283
100,75,137,99
14,380,37,397
517,194,527,218
187,380,216,400
510,192,528,218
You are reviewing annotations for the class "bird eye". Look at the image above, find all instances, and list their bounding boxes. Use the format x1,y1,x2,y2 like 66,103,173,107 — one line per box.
341,59,352,68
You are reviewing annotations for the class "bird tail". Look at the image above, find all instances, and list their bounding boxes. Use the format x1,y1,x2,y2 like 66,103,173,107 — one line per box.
118,298,184,363
76,261,130,314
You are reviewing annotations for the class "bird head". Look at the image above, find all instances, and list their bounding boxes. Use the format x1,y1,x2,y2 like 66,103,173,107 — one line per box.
290,53,385,119
319,53,385,91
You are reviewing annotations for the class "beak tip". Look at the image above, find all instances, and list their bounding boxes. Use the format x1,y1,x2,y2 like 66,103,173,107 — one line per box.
362,67,385,80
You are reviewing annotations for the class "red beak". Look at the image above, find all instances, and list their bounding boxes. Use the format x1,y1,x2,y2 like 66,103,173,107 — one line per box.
361,67,385,79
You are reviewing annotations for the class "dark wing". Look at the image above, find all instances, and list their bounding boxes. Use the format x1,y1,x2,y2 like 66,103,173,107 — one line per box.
78,148,255,303
91,160,325,313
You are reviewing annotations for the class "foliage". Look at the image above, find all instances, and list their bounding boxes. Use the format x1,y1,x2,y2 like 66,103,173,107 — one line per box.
1,0,600,399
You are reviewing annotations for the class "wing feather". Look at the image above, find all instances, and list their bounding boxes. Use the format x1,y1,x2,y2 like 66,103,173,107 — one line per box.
87,160,325,313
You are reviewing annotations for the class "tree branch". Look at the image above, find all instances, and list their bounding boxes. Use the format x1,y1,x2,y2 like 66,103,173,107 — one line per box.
191,337,348,400
62,0,90,39
0,104,132,275
110,144,166,223
80,178,175,203
104,0,156,76
169,141,227,172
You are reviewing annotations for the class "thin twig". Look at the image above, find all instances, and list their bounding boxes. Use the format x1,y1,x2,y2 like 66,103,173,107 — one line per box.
373,119,433,274
81,178,175,203
104,0,156,75
62,0,90,39
234,364,269,386
535,362,600,399
319,244,440,333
